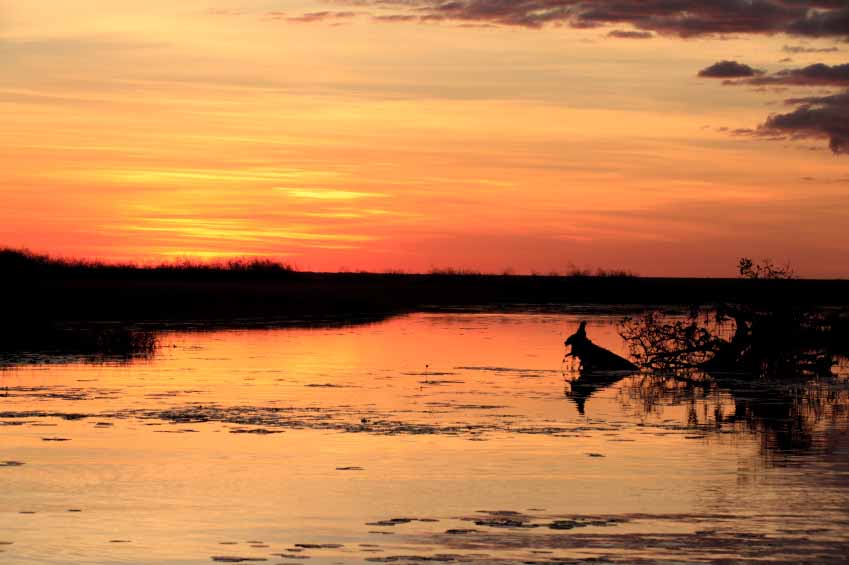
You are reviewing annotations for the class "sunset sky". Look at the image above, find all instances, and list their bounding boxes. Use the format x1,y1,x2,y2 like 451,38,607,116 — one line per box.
2,1,848,276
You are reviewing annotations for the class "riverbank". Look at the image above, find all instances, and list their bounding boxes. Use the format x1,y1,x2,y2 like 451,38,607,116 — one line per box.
5,249,849,325
3,248,849,357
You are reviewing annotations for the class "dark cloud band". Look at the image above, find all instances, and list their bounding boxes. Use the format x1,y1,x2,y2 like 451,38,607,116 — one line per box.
762,91,849,154
718,62,849,86
705,60,849,154
329,1,849,39
698,60,765,78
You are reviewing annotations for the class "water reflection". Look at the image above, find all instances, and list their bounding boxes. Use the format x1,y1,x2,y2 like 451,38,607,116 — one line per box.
617,370,849,457
565,363,849,458
561,315,849,458
1,313,848,564
564,371,631,416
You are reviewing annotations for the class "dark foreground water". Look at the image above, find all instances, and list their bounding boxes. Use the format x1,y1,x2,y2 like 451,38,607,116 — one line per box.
1,313,848,564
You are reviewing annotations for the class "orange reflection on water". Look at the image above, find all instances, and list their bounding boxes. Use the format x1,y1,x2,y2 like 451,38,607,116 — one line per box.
1,313,848,564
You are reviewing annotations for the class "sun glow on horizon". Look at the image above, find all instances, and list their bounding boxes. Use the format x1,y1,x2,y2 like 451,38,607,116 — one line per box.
2,1,848,277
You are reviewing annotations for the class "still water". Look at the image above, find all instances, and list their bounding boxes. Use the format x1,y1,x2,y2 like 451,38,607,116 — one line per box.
1,313,848,564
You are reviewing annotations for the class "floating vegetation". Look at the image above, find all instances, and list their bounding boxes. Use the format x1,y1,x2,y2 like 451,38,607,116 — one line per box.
111,403,630,438
293,543,344,549
365,555,469,563
459,511,628,533
367,519,415,527
228,428,283,435
472,517,537,529
367,518,438,527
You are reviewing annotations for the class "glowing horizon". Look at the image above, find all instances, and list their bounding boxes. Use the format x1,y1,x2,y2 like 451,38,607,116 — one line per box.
2,1,848,277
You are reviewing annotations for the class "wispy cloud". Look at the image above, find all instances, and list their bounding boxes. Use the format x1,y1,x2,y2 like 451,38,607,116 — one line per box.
266,11,360,24
783,44,840,54
607,30,653,39
277,188,390,200
124,217,378,244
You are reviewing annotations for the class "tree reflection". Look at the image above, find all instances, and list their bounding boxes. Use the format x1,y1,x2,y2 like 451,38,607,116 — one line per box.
611,368,849,456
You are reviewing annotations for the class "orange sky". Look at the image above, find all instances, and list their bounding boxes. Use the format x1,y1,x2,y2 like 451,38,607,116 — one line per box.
1,1,848,276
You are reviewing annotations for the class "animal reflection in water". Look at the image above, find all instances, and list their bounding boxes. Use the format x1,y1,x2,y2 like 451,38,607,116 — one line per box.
563,321,638,415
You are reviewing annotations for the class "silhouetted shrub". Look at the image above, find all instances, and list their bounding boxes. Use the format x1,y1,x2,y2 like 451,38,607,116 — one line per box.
620,258,845,377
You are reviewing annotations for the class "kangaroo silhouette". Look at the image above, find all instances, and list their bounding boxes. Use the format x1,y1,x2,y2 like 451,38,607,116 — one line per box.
564,321,637,414
564,321,637,372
